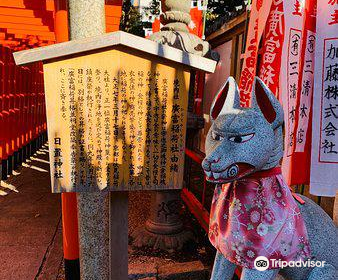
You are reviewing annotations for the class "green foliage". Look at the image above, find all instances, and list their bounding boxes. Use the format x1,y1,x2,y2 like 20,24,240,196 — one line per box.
206,0,246,28
144,0,161,19
120,0,145,37
205,10,219,22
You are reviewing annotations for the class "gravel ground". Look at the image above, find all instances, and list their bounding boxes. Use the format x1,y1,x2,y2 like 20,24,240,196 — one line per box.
128,191,152,236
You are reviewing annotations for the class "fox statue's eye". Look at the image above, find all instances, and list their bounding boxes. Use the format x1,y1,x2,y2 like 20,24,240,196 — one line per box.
229,133,255,143
211,131,224,141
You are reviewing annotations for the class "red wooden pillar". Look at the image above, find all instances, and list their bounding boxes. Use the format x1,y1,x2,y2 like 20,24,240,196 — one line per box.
0,46,7,178
11,54,21,169
3,47,13,175
54,0,80,279
22,65,30,160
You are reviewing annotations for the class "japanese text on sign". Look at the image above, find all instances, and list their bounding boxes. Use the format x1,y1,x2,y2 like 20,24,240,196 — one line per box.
320,39,338,162
43,51,190,192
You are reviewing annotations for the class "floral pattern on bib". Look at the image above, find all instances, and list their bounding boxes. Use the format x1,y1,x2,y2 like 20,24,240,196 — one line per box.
209,172,311,269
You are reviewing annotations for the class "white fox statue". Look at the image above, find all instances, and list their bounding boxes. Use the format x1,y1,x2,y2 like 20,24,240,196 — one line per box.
201,77,338,280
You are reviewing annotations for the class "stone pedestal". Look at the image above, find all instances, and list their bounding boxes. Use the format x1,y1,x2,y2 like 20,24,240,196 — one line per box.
133,190,193,251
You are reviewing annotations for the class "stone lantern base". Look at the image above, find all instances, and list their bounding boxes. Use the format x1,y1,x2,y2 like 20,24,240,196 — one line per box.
132,190,194,252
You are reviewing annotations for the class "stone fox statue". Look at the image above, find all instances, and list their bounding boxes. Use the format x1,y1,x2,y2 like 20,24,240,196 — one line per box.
201,76,338,280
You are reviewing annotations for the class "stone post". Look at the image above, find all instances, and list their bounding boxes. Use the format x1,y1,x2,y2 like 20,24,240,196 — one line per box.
68,1,110,279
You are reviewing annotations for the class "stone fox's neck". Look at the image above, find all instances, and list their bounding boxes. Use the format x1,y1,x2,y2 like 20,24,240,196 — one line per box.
261,126,283,170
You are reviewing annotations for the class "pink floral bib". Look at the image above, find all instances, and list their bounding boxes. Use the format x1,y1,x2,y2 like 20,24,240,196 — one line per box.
208,168,311,269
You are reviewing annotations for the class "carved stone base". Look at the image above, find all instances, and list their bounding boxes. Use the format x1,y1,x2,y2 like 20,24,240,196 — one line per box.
132,226,194,252
131,190,195,252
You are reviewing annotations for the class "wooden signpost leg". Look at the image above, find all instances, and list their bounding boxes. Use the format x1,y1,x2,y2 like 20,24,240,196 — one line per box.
333,191,338,226
109,192,129,280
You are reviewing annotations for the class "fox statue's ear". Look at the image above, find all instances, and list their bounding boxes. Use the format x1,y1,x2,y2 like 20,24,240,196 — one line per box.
210,76,240,121
251,77,284,129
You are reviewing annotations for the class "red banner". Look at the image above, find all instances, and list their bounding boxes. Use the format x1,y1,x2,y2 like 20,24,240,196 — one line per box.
239,0,273,106
259,0,285,99
289,0,317,185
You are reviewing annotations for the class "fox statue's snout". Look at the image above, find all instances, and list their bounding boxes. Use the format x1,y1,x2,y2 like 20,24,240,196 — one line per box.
202,160,254,183
202,76,284,183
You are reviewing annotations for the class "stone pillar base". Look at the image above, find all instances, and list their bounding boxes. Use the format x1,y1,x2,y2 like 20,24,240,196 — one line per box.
131,190,195,252
132,226,194,252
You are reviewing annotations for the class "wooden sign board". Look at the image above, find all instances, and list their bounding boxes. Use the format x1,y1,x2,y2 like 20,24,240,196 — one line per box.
44,48,190,192
13,31,216,193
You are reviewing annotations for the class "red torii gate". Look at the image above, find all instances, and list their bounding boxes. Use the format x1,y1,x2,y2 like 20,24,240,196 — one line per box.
0,0,122,49
0,1,122,278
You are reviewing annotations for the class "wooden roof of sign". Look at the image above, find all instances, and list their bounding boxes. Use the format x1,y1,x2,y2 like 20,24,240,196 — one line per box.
13,31,216,73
